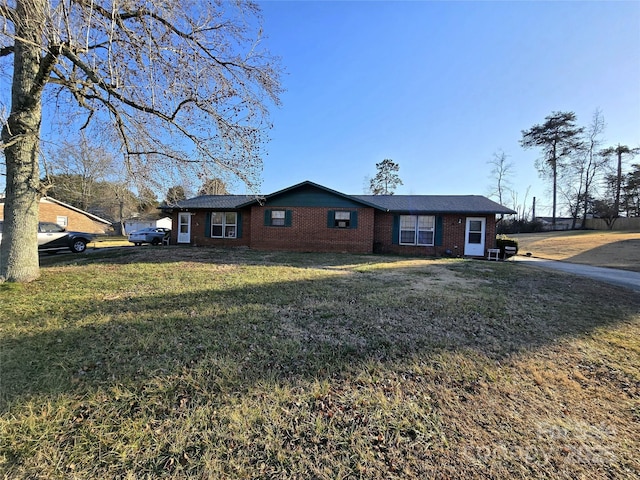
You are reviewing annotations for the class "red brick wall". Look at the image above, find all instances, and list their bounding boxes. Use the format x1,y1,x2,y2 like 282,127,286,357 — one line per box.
373,212,497,257
249,206,375,253
0,199,111,234
167,208,498,256
486,218,498,251
169,210,251,247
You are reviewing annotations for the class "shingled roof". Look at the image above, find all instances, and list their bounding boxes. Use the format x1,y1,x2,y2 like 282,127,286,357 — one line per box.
162,195,256,210
162,181,515,215
353,195,516,214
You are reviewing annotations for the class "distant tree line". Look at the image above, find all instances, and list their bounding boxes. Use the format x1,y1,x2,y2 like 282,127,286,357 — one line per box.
490,110,638,232
41,136,230,234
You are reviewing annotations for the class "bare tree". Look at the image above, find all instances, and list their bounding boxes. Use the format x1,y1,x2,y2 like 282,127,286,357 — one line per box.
43,133,116,210
558,109,608,228
0,0,282,282
198,177,229,196
509,186,532,222
578,110,608,226
108,180,136,236
487,149,513,208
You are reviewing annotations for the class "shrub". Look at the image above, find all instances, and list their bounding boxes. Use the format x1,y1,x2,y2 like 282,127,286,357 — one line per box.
496,235,519,258
497,219,544,234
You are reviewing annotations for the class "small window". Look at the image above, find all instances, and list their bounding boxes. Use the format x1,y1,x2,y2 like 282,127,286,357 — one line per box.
56,216,68,227
400,215,416,244
39,222,65,233
211,211,237,238
224,213,237,237
334,211,351,228
265,209,291,227
271,210,286,226
399,215,435,246
417,215,435,245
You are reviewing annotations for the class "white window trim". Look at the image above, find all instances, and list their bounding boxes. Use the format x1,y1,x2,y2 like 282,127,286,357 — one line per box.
399,215,435,246
271,210,286,226
211,212,237,238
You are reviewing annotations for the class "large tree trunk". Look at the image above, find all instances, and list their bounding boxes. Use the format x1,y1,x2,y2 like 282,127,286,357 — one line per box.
614,149,623,216
551,142,557,229
0,0,45,282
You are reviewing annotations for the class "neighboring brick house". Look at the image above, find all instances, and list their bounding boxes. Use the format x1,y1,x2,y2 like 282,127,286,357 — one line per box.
0,196,113,234
161,181,515,257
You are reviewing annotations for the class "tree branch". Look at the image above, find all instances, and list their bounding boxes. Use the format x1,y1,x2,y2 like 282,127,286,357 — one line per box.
0,134,27,150
61,45,179,121
71,0,245,72
56,45,251,156
30,44,64,99
0,3,16,24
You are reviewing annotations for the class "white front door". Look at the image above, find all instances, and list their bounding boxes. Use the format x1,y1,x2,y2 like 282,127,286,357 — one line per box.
464,217,486,256
177,213,191,244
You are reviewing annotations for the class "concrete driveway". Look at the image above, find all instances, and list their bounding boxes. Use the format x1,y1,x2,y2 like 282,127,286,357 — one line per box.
511,256,640,293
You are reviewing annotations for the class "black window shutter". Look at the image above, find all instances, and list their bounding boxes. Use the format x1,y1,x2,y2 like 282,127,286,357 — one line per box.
435,216,443,246
350,210,358,229
236,212,242,238
205,212,211,238
392,215,400,244
264,209,272,226
285,210,292,227
327,210,335,228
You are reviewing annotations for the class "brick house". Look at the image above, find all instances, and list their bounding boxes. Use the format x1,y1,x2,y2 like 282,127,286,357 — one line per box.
161,181,515,257
0,196,113,234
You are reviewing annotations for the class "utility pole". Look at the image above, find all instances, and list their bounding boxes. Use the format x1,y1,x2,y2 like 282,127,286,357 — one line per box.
532,197,536,222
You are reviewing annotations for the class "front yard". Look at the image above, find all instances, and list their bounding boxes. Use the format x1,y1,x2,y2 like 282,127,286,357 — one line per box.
1,248,639,478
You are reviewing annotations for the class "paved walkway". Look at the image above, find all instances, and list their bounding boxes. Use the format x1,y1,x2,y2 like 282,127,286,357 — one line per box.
510,256,640,293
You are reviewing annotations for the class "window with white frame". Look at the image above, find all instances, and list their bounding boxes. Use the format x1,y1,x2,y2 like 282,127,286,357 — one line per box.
211,212,237,238
399,215,435,246
334,211,351,228
56,216,68,227
271,210,286,226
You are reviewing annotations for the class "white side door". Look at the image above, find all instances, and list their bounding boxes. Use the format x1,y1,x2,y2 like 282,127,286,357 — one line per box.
177,213,191,244
464,217,486,256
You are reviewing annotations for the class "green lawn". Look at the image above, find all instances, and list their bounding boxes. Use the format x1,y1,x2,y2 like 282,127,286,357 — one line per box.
1,247,639,478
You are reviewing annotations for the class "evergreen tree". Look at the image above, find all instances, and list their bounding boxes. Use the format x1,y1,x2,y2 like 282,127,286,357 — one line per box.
520,111,583,227
369,159,403,195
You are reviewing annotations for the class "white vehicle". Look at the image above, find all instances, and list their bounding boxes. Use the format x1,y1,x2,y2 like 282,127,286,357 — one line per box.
128,227,171,246
0,221,94,253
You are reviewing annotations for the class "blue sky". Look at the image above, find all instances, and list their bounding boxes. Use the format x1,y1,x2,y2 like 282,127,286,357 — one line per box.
253,0,640,215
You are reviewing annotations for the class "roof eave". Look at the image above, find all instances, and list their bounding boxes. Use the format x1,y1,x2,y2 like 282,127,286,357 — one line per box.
43,196,113,225
383,209,517,215
241,180,387,210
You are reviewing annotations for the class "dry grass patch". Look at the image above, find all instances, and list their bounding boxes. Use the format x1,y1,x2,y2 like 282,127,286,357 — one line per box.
1,248,639,478
512,230,640,272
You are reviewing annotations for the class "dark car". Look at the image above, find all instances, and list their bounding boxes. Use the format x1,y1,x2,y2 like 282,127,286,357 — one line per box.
0,221,95,253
